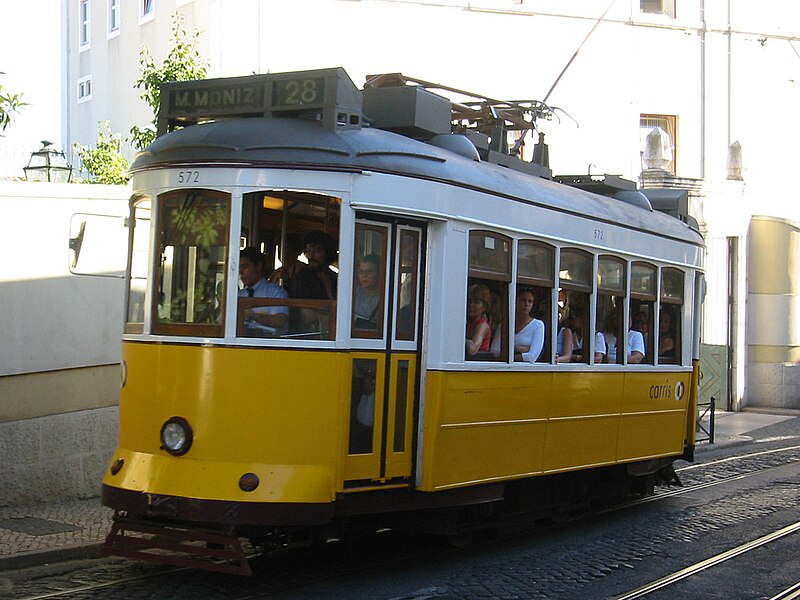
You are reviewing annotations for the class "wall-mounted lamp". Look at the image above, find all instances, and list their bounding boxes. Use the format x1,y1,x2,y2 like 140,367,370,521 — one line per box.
24,140,73,183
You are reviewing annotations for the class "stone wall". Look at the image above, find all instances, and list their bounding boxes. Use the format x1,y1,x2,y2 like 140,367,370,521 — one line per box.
0,407,117,507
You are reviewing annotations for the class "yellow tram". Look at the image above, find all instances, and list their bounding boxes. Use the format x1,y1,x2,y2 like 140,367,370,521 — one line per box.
102,68,704,574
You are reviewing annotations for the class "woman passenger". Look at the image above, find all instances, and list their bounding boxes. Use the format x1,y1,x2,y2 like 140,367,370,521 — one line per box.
513,287,545,363
465,284,492,357
658,308,676,360
353,254,382,329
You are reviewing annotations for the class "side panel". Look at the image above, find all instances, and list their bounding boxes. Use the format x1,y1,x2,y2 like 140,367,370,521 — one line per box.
419,369,692,491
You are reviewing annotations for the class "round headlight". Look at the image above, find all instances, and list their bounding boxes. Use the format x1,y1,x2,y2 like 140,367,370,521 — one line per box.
160,417,193,456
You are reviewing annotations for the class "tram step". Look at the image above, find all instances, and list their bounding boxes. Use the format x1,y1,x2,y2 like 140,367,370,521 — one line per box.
102,515,252,576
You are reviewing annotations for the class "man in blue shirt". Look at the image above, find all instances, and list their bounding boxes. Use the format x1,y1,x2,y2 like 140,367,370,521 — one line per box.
239,247,289,336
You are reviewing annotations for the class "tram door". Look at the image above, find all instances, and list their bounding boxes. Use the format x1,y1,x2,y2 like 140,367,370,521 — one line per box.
344,217,425,486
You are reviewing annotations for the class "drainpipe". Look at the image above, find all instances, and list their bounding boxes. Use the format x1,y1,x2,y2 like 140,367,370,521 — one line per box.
699,0,706,180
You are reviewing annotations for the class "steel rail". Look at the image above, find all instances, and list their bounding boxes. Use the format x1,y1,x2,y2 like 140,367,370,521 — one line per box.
614,521,800,600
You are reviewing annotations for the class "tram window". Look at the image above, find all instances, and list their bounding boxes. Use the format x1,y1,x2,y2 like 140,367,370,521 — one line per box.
352,223,388,338
467,231,511,361
152,190,230,338
659,268,684,364
597,256,626,364
125,198,151,334
630,262,657,364
239,190,341,340
396,229,420,342
597,296,624,364
469,231,510,279
557,249,592,364
349,359,377,455
393,360,410,452
517,241,555,363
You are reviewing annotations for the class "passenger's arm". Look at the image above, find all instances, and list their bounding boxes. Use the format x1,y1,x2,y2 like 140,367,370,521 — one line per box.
466,321,491,356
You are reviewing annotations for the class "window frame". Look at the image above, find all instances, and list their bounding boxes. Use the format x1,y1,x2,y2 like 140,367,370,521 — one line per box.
77,76,92,103
79,0,91,49
151,189,231,338
467,230,512,362
108,0,120,37
140,0,155,23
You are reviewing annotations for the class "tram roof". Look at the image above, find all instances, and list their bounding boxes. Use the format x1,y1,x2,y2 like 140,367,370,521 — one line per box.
131,116,702,247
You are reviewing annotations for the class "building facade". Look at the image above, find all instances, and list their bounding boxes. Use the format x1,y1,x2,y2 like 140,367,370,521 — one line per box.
60,0,800,409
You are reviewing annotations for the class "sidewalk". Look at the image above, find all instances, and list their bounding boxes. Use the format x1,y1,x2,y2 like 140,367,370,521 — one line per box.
1,409,798,572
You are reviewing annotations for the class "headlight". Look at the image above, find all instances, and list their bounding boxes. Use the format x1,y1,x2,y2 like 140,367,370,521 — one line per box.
160,417,193,456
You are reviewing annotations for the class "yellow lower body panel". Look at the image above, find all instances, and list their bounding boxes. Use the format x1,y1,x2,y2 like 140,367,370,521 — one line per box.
103,449,335,504
420,369,691,491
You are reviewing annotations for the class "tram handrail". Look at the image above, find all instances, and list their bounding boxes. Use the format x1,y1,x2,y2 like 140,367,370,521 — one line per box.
696,396,716,444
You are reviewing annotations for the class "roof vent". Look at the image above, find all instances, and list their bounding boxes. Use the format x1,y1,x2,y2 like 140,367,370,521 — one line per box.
427,134,480,161
613,190,653,211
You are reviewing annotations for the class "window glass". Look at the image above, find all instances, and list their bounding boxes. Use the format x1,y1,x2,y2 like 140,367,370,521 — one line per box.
597,295,624,364
393,360,410,452
154,190,229,337
559,249,591,288
516,241,554,363
518,241,553,285
631,262,657,297
349,359,377,455
352,223,387,337
598,256,625,293
661,268,684,301
109,0,120,33
469,232,510,278
395,229,420,342
467,232,511,361
629,301,653,364
125,198,151,333
659,268,683,364
240,190,340,340
640,0,675,18
79,0,90,46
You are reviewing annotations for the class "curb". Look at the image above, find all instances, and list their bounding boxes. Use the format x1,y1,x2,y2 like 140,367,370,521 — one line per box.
0,542,104,572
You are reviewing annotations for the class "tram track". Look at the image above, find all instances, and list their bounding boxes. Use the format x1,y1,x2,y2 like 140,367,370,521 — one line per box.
613,520,800,600
9,442,800,600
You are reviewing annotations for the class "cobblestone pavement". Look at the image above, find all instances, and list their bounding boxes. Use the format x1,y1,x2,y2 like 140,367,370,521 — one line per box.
0,409,795,573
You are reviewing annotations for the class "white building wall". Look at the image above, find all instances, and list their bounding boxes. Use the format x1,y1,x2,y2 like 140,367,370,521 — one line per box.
57,0,800,408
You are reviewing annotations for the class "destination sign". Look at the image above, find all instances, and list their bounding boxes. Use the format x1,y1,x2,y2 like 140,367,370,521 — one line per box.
271,77,326,110
167,83,265,115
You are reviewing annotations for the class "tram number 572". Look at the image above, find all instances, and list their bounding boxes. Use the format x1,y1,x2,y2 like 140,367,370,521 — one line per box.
177,170,200,184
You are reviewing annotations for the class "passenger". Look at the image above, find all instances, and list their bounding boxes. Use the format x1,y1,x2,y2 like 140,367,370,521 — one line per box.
632,311,649,344
239,247,289,336
513,287,545,363
269,233,305,290
289,231,338,333
570,312,585,360
353,254,382,330
556,314,575,363
606,314,645,364
290,231,338,300
594,329,607,363
349,365,376,454
658,308,676,359
488,291,503,358
465,283,492,357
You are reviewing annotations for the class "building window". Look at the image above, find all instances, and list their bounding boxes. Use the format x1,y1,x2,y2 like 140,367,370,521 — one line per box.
140,0,154,21
108,0,120,35
77,76,92,103
641,114,677,175
79,0,90,48
640,0,675,18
